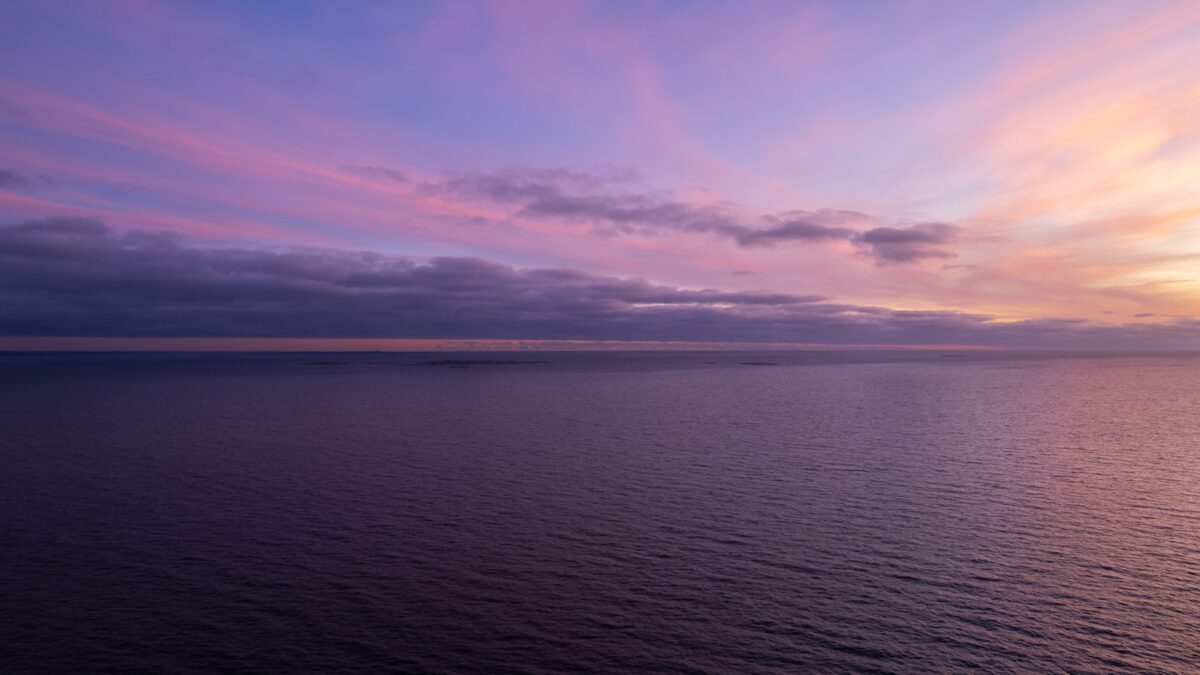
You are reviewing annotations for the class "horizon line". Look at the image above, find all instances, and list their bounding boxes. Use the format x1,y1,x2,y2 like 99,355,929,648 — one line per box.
0,337,1009,352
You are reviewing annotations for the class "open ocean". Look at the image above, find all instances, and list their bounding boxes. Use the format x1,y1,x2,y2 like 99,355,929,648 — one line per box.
3,350,1199,673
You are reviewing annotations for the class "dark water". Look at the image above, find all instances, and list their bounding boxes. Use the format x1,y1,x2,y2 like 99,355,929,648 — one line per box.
3,351,1200,673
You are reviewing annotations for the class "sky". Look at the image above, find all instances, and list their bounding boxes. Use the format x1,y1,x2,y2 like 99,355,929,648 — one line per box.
2,0,1200,349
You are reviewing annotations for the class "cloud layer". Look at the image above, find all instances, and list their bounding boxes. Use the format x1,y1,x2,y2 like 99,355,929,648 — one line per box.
2,218,1196,349
430,168,958,263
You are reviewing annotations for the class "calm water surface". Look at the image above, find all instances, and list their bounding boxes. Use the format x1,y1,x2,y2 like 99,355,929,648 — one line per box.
3,351,1200,673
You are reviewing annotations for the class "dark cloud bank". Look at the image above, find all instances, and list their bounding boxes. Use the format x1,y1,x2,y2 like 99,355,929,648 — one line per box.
3,217,1198,349
428,167,957,263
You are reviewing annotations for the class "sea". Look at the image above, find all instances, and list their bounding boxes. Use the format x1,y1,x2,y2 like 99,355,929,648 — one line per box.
2,350,1199,673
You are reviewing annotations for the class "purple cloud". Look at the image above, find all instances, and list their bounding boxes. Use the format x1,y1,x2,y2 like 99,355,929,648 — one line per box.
852,223,958,263
431,167,744,239
342,165,411,184
430,167,956,264
1,218,1197,349
0,168,31,190
734,210,862,247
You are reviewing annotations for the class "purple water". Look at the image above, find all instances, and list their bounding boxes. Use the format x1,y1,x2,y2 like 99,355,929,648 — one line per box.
3,351,1200,672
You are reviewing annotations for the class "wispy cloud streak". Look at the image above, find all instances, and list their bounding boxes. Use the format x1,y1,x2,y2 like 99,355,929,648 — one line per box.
431,168,958,263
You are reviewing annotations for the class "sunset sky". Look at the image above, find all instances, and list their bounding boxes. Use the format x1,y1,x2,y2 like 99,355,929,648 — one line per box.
3,0,1200,349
